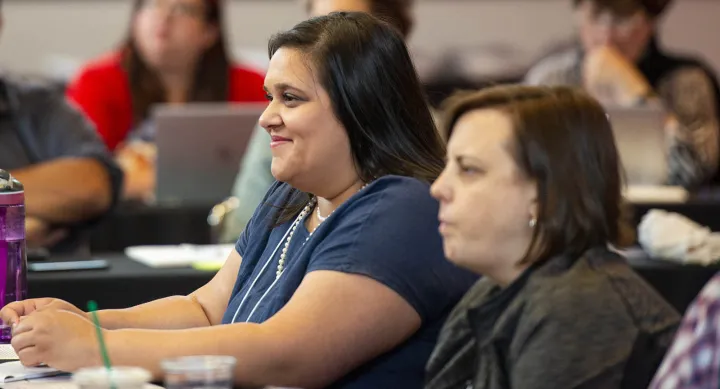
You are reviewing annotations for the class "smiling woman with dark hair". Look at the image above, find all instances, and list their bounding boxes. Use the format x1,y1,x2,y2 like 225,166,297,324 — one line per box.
2,12,475,389
426,85,680,389
222,0,418,242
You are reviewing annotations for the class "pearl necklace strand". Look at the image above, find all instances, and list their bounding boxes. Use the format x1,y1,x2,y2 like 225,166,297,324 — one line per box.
276,182,370,279
316,206,328,222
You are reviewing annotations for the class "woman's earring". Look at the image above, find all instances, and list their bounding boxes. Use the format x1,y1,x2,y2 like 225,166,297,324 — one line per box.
529,218,537,228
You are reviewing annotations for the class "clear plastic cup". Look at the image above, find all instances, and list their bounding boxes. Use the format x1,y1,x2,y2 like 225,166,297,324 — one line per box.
161,356,236,389
72,366,151,389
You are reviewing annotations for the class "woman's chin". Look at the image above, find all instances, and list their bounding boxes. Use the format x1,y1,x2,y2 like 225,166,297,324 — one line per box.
270,160,289,182
443,245,482,274
271,172,289,183
442,244,458,264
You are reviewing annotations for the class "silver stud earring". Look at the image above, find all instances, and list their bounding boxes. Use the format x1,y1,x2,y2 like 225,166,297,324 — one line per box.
529,218,537,228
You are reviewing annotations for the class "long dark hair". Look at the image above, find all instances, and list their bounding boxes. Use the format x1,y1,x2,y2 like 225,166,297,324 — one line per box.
443,85,634,265
269,12,444,223
122,0,231,126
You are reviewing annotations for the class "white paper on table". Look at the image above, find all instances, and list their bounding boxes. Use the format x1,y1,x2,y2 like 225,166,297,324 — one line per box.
2,381,76,389
0,361,60,384
0,362,163,389
4,382,163,389
623,185,688,203
4,381,162,389
0,345,18,362
125,244,234,268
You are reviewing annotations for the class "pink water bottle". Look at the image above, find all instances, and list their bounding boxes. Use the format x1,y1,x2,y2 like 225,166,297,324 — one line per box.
0,169,27,343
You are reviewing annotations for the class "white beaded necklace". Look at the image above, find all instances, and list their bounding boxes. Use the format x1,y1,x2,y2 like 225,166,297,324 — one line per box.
316,206,328,222
275,182,370,279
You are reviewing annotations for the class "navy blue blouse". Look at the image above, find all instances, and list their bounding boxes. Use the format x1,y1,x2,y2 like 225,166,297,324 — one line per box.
222,175,476,388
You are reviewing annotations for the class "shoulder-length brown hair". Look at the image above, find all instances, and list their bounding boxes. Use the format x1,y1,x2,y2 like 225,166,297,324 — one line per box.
443,85,634,265
122,0,231,126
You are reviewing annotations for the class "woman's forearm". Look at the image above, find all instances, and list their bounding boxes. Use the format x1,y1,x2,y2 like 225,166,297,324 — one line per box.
104,324,304,388
97,295,212,330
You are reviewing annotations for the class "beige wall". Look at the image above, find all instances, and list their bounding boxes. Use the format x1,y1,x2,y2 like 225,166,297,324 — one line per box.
0,0,717,79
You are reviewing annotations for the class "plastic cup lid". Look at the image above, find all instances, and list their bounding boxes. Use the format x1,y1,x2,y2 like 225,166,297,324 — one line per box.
73,366,151,387
161,355,237,372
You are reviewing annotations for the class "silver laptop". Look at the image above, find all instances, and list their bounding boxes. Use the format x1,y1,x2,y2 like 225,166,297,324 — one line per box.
154,103,266,205
606,106,668,186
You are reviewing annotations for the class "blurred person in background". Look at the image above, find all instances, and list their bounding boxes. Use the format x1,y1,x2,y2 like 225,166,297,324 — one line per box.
67,0,266,202
0,0,122,252
306,0,413,37
526,0,720,189
220,0,415,243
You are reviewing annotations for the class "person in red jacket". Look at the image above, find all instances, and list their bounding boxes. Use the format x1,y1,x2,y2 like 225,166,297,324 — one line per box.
67,0,266,201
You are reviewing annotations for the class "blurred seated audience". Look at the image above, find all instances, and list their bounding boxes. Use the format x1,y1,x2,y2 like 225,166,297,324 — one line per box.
526,0,720,189
220,0,415,242
650,271,720,389
425,85,680,389
66,0,266,201
0,1,122,253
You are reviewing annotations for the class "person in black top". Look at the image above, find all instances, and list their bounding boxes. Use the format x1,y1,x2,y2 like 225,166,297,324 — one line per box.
526,0,720,188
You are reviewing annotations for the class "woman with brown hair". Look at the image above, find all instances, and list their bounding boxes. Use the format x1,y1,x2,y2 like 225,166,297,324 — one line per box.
67,0,266,200
426,85,680,389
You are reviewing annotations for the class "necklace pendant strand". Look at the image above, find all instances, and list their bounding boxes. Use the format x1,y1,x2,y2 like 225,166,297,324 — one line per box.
275,182,371,279
316,207,328,222
276,199,313,279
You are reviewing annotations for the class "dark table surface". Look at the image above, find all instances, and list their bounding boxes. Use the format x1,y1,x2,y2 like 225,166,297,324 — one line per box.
28,254,215,309
624,249,719,314
27,251,718,315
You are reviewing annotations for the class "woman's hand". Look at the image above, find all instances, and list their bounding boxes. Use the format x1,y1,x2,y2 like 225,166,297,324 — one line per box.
11,310,100,371
583,45,653,106
0,298,85,327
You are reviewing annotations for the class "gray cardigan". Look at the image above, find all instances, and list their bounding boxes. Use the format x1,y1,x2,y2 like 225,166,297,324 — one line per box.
425,247,680,389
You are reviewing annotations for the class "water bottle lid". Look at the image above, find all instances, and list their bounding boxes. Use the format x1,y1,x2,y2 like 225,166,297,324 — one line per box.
0,169,24,205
